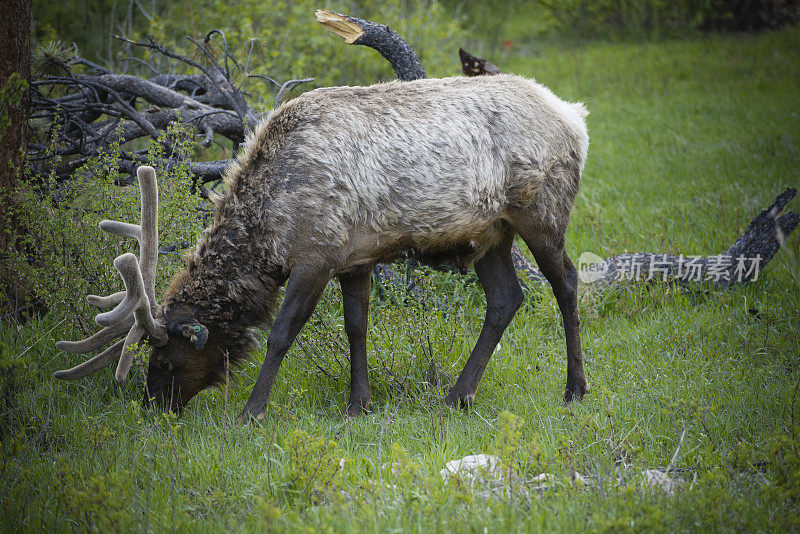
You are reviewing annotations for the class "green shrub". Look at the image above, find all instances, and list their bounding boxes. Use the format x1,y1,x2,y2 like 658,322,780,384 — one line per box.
447,0,798,48
283,428,346,506
1,121,205,332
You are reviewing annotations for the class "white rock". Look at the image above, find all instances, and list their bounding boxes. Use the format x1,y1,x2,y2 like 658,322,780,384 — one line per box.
529,472,554,493
439,454,502,482
642,469,678,496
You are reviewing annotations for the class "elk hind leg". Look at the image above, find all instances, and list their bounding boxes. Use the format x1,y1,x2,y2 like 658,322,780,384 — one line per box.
339,266,374,416
514,222,589,403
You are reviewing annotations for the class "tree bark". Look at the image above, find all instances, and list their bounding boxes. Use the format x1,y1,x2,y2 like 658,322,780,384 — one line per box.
0,0,32,313
0,0,31,198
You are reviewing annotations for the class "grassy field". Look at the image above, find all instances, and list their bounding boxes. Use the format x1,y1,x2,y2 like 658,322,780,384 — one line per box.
2,27,800,532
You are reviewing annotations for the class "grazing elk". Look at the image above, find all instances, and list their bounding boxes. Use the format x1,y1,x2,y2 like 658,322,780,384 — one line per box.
55,74,590,423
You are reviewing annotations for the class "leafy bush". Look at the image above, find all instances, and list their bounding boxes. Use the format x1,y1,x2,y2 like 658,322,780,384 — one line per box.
1,121,205,330
699,0,800,31
283,428,345,505
447,0,798,48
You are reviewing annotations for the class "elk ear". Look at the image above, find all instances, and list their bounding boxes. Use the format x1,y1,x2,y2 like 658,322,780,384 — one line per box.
169,318,208,350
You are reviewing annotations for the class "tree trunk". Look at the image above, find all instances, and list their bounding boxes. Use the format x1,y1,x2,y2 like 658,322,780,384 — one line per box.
0,0,32,314
0,0,31,194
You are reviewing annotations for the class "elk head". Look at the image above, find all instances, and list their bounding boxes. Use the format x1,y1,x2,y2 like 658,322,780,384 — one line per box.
142,306,220,413
54,166,213,413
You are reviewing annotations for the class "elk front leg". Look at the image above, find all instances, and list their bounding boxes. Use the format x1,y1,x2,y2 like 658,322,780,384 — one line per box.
339,266,374,416
446,233,523,408
237,265,331,424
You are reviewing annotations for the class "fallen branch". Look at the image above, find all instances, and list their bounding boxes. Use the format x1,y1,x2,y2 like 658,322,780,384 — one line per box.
582,188,799,286
27,35,313,183
315,10,425,81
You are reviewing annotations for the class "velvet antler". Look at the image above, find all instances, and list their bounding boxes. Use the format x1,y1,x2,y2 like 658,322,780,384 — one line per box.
55,166,168,381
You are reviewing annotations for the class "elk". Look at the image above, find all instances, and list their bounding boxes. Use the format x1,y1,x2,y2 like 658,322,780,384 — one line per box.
55,74,590,422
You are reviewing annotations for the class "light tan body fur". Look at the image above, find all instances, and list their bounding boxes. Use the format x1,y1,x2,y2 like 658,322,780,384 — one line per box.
210,74,587,284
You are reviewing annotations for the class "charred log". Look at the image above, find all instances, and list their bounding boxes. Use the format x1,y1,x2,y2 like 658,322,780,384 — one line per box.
27,33,312,183
315,10,426,81
581,188,799,287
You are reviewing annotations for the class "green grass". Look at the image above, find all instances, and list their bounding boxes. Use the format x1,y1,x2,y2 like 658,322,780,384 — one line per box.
3,28,800,532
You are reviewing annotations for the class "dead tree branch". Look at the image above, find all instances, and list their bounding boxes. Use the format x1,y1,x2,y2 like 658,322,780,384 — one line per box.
27,33,312,183
315,10,426,81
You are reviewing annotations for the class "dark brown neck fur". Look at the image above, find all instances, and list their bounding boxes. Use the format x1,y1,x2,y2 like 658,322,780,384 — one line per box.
162,108,300,373
164,206,286,370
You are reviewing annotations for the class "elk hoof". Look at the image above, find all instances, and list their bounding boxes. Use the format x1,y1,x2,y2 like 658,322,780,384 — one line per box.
445,389,475,409
236,408,265,426
563,379,590,404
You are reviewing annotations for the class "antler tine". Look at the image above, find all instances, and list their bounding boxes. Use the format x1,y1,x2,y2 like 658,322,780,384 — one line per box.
108,253,167,343
137,166,159,312
91,253,167,381
94,254,146,324
87,291,126,309
118,325,146,382
53,340,125,380
55,319,133,354
109,252,168,381
55,166,166,382
99,166,160,311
